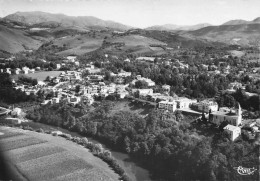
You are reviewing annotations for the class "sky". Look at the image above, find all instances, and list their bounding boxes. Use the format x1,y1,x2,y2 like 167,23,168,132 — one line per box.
0,0,260,28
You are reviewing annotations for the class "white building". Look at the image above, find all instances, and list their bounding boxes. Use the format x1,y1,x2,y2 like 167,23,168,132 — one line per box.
176,98,197,109
75,61,80,66
22,67,30,74
56,64,61,70
210,104,242,126
195,100,218,112
159,101,177,112
66,56,77,62
69,96,81,106
118,70,131,77
224,124,241,141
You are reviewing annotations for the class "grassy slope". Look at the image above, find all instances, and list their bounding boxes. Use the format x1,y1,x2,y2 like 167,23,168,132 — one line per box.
104,34,167,55
0,126,119,181
12,71,62,81
0,25,43,53
186,24,260,45
55,34,104,56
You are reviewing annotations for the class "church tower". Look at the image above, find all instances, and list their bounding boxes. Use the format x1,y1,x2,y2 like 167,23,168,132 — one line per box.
236,103,242,126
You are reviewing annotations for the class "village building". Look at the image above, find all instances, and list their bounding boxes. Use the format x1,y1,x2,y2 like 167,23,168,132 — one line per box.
209,104,242,126
223,124,241,141
193,100,218,112
158,100,177,112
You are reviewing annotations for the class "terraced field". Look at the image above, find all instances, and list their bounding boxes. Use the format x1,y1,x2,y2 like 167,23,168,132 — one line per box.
0,126,119,181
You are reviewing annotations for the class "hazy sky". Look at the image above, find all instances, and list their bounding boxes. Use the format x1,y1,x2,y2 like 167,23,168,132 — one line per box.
0,0,259,28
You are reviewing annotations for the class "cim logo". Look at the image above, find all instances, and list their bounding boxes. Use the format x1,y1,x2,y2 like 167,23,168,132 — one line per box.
233,166,257,176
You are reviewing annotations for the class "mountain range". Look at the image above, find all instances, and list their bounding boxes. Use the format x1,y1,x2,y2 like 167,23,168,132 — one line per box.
0,11,260,54
222,17,260,25
3,11,132,31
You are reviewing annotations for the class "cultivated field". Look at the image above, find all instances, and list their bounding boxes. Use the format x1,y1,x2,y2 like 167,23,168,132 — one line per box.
12,71,62,81
0,126,119,181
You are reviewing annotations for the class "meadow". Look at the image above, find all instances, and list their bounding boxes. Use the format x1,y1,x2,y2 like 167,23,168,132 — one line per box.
12,71,62,81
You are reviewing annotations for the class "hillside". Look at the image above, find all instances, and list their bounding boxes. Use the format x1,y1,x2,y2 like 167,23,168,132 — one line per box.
222,17,260,25
0,126,119,181
4,11,132,31
185,24,260,45
0,25,43,53
138,30,223,48
102,34,167,55
146,23,211,31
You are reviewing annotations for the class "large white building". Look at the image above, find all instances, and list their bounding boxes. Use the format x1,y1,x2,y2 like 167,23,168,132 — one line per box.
195,100,218,112
210,104,242,126
176,98,197,109
158,101,177,112
224,124,241,141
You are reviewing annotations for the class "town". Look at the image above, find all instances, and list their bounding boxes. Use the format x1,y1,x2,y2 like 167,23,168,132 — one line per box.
1,46,260,143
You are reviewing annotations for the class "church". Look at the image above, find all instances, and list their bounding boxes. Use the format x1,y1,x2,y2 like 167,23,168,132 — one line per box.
209,103,242,127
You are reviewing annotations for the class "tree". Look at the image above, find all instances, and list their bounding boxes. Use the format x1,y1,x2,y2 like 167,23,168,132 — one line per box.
75,85,80,93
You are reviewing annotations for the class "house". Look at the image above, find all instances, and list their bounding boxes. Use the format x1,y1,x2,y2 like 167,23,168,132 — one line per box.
228,81,242,90
136,57,155,62
15,68,21,74
6,68,11,74
133,76,155,87
75,61,80,66
159,101,177,112
85,64,94,70
41,100,52,105
22,67,30,74
29,69,35,73
69,96,81,106
52,97,60,104
194,100,218,113
11,108,22,117
124,58,130,62
67,56,77,62
37,81,46,87
210,104,242,126
56,64,61,70
176,98,197,109
224,124,241,141
118,69,131,77
53,78,60,84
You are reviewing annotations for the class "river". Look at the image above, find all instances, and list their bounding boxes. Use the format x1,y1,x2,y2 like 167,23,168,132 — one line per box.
21,121,153,181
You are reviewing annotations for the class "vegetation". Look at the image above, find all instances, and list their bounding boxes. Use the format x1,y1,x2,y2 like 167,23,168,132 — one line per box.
26,100,259,181
0,73,37,104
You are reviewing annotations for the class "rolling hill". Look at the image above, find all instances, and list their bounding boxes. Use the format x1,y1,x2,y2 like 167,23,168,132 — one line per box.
4,11,132,31
222,17,260,25
145,23,211,31
0,25,43,53
184,24,260,45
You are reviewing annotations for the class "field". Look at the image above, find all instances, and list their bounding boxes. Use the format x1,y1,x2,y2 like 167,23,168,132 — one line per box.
53,34,103,56
12,71,62,81
229,50,245,57
104,35,167,55
0,126,119,181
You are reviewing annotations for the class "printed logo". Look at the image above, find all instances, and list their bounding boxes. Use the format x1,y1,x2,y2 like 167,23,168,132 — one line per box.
233,166,257,175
